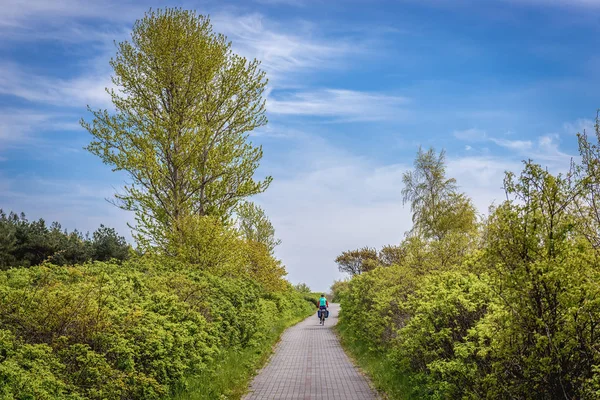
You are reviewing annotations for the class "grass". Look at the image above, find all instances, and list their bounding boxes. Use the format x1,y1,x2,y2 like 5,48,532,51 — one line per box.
173,307,314,400
335,320,419,400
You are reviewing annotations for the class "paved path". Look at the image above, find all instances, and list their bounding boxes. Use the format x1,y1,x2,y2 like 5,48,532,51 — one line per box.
243,304,378,400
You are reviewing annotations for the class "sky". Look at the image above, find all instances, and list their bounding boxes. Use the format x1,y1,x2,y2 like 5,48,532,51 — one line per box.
1,0,600,291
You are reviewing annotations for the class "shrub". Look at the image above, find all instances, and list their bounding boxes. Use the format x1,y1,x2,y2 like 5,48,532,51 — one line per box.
389,270,492,398
0,258,312,399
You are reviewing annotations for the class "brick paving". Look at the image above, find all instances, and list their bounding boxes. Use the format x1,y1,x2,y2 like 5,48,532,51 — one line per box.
243,304,378,400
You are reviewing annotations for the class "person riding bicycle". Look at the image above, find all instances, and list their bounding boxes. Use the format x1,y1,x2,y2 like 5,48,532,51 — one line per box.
318,294,329,324
319,294,329,311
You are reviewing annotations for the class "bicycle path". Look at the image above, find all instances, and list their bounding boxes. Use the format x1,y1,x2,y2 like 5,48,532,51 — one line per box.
243,303,378,400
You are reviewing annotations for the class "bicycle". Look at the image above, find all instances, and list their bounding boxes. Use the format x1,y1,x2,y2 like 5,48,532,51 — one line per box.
318,307,328,325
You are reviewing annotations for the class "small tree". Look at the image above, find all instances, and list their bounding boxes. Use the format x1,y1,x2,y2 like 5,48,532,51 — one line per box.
402,147,476,240
482,161,593,399
82,8,271,249
335,247,379,276
294,282,311,293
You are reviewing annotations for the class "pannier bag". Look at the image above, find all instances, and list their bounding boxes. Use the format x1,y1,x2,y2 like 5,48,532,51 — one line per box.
317,310,330,319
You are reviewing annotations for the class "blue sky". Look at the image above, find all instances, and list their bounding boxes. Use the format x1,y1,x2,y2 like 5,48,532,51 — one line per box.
1,0,600,291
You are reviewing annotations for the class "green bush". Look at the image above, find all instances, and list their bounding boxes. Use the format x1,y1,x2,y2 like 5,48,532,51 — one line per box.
0,330,81,400
0,258,312,399
389,270,492,398
329,279,349,303
341,264,418,350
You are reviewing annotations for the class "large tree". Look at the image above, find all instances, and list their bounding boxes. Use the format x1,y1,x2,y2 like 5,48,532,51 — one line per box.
82,9,271,248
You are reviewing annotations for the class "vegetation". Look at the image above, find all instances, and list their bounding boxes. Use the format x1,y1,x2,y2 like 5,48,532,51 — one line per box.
0,210,130,269
336,124,600,399
81,8,271,250
235,202,281,255
330,279,349,303
0,259,313,399
334,246,379,276
0,8,313,400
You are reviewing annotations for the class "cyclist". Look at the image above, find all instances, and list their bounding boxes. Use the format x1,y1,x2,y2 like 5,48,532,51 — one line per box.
319,294,329,311
318,294,329,324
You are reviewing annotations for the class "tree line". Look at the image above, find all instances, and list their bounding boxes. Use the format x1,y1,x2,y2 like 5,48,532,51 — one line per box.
0,210,130,269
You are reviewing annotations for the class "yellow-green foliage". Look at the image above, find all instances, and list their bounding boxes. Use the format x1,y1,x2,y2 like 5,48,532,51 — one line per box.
341,264,418,349
0,259,312,399
339,157,600,399
167,215,288,293
329,279,349,303
82,8,271,249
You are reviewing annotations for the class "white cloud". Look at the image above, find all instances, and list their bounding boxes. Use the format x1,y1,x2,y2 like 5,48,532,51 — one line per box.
492,133,573,167
563,118,595,135
453,128,488,141
0,62,113,108
0,0,127,109
453,125,574,166
448,155,520,212
1,10,361,113
490,137,533,151
251,124,309,139
532,134,573,165
454,127,534,152
267,89,411,121
258,138,411,291
0,109,82,153
211,13,357,84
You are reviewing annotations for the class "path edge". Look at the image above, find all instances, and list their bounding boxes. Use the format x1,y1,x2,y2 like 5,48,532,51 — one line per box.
333,322,385,400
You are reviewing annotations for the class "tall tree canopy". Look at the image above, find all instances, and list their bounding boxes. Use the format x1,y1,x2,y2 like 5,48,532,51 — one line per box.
82,8,271,248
